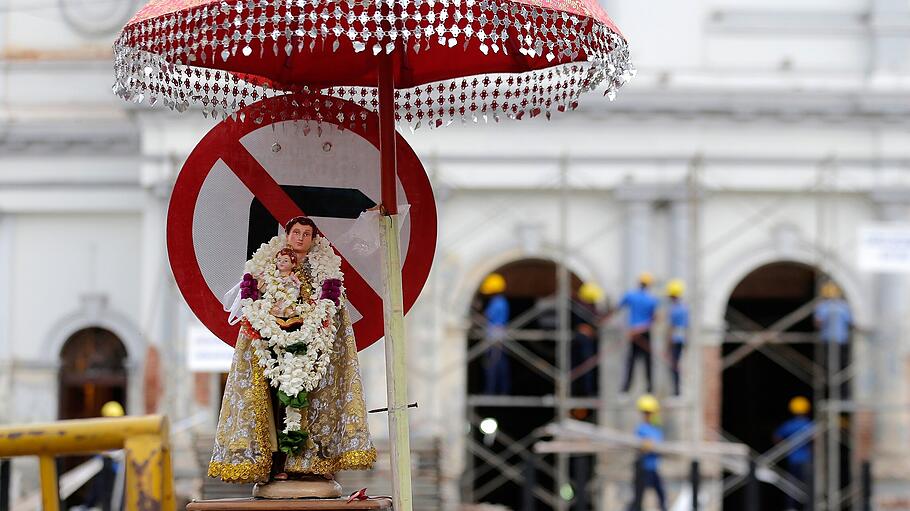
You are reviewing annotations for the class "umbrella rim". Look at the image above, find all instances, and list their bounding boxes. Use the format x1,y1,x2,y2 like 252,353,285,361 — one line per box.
113,0,634,127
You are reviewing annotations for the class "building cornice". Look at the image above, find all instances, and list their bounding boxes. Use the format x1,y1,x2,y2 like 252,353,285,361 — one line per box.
870,189,910,205
583,86,910,125
0,120,140,156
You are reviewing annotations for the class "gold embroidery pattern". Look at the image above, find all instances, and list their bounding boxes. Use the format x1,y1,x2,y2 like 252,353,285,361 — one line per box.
297,448,378,475
208,332,273,484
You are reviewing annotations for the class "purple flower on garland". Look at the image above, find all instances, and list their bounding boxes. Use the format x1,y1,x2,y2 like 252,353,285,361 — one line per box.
320,279,342,305
240,273,259,299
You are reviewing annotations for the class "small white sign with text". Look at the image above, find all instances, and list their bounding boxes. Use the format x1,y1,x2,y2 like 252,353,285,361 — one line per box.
858,224,910,273
186,325,234,372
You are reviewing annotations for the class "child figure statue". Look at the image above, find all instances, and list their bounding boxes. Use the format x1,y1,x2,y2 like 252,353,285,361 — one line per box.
269,248,303,328
209,216,375,498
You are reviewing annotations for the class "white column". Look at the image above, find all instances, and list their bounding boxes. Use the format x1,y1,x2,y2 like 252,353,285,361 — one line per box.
871,190,910,474
872,0,910,75
669,198,690,283
0,213,13,423
157,186,184,422
140,175,179,416
140,112,211,430
617,186,655,290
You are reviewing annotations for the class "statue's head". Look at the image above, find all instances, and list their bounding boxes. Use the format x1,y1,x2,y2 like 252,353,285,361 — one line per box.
276,247,299,272
284,216,319,255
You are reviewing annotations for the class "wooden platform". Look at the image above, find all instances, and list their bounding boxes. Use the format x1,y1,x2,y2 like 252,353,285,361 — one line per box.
186,497,393,510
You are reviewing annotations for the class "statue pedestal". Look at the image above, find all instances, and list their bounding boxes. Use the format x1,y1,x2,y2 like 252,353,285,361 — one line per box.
253,478,343,499
186,497,392,510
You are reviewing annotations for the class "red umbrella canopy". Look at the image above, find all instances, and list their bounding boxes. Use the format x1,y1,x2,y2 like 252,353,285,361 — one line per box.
114,0,633,127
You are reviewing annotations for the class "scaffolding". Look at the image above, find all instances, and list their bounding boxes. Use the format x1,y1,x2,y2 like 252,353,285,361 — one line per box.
437,154,876,511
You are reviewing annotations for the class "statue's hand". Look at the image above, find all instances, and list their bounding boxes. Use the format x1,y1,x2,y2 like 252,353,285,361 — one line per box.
240,273,260,300
320,278,342,305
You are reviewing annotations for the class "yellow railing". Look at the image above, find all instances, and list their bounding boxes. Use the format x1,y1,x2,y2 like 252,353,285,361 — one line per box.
0,415,175,511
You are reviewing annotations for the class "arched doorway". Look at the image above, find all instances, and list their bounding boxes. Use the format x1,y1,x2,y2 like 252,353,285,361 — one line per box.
721,262,852,510
462,258,600,511
58,327,129,420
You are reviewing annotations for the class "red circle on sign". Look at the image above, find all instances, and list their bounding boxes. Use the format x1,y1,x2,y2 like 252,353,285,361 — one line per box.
167,94,436,351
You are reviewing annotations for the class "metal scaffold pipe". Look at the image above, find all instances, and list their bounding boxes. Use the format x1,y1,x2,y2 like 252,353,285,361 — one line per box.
555,154,571,511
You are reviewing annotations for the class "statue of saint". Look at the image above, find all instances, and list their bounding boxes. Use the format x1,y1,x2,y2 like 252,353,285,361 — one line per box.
209,216,375,485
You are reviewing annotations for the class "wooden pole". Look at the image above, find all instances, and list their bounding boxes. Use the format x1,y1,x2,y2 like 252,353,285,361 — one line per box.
378,49,414,511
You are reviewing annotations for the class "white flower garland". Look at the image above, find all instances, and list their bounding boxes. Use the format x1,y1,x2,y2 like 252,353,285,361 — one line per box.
240,234,344,433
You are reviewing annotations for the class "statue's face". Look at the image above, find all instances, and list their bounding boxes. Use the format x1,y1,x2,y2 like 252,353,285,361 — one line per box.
276,254,294,272
288,224,314,255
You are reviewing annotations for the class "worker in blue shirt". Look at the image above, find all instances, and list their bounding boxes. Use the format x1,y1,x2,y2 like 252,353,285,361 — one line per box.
481,273,511,395
617,272,660,393
815,281,852,399
666,279,688,396
774,396,814,511
629,394,667,511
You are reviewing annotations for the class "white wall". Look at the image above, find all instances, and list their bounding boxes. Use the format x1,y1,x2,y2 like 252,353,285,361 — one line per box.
9,213,142,360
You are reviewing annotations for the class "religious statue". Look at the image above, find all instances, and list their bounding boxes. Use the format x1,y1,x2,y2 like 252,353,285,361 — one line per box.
209,216,375,493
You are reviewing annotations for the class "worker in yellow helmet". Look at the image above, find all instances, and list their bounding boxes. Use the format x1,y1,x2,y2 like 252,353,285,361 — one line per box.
773,397,813,511
666,279,688,396
480,273,506,296
572,282,604,397
88,401,126,509
572,322,598,397
814,280,853,400
480,273,511,395
629,394,667,511
100,400,125,417
615,272,659,394
578,282,604,305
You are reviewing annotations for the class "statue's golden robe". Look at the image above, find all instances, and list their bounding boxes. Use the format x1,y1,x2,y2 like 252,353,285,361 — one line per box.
208,302,376,483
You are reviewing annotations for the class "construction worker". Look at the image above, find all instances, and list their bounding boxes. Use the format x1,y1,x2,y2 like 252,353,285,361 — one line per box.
572,323,598,396
773,396,813,511
481,273,511,395
666,279,688,396
815,281,852,399
629,394,667,511
617,272,660,393
573,282,604,397
80,401,125,511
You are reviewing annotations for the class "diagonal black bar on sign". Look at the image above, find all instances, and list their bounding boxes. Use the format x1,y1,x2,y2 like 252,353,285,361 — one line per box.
246,185,377,258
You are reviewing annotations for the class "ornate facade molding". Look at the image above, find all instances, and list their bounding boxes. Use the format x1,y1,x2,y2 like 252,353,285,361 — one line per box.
0,122,140,156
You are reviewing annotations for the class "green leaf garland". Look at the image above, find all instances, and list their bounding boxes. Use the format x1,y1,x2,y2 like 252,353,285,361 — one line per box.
278,430,309,456
278,390,309,409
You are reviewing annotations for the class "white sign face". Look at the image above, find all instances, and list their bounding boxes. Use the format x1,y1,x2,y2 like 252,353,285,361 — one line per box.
186,325,235,372
858,224,910,273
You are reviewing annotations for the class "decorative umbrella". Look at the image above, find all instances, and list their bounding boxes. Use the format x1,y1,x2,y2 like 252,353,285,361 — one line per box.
113,0,632,508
